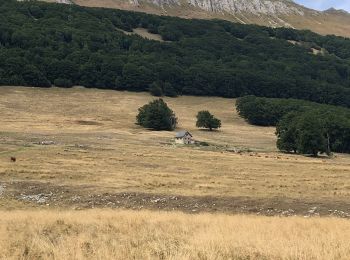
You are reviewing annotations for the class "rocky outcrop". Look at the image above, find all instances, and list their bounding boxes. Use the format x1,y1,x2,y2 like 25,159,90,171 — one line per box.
50,0,350,37
186,0,304,16
57,0,72,3
129,0,306,16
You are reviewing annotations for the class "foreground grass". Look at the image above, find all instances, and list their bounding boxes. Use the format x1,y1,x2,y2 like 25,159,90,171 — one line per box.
0,210,350,260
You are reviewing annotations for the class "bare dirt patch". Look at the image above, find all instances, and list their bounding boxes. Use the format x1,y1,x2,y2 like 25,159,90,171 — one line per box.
75,120,103,126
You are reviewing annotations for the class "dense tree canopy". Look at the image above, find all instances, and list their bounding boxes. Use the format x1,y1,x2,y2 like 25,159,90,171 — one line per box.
236,96,350,154
236,96,310,126
1,0,350,107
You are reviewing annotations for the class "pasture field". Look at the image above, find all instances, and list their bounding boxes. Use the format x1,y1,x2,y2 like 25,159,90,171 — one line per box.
0,86,349,215
1,86,350,259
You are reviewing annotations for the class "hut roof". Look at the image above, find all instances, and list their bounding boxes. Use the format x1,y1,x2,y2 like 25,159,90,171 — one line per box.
175,131,192,138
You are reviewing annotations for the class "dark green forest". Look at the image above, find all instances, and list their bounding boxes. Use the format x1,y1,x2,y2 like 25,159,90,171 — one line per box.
1,0,350,107
236,96,350,154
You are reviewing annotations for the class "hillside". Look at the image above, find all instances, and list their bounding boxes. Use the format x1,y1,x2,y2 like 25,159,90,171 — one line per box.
1,86,350,259
50,0,350,37
2,0,350,107
1,87,350,216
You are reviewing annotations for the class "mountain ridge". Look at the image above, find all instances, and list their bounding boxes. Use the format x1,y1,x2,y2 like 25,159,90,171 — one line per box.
47,0,350,37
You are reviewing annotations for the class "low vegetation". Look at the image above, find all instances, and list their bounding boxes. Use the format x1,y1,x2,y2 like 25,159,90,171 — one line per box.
236,96,350,154
1,0,350,107
1,210,350,260
149,81,178,97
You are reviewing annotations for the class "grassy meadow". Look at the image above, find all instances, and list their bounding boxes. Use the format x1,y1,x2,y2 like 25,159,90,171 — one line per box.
0,87,349,202
0,86,350,259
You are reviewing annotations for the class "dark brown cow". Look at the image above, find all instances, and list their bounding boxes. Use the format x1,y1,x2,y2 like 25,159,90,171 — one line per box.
10,157,16,162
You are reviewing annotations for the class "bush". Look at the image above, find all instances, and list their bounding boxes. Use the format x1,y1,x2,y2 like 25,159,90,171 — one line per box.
163,82,178,97
136,99,177,131
149,81,163,97
22,65,51,87
196,111,221,131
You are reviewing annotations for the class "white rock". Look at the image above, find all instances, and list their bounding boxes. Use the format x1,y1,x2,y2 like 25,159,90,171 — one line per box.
130,0,305,16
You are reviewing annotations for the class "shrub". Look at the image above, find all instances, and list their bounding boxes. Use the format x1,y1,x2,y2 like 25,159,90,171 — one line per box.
163,82,178,97
54,78,73,88
149,81,163,97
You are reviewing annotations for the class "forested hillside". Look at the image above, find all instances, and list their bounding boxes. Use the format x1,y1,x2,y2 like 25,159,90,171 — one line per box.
1,0,350,106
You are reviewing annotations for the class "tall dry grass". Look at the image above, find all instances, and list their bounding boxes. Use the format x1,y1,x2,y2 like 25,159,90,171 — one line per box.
0,210,349,260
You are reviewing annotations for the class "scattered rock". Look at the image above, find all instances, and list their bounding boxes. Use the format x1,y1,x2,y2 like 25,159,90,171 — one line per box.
19,192,53,204
71,196,81,202
35,141,56,145
308,206,317,214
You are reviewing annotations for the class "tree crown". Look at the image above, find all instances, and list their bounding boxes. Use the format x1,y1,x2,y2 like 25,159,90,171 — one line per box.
196,110,221,131
136,99,177,131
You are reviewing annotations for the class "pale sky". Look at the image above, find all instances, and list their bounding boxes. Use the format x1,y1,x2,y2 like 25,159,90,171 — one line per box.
294,0,350,12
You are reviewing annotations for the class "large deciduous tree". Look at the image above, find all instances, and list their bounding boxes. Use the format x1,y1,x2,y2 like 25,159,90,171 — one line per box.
196,111,221,131
136,99,177,131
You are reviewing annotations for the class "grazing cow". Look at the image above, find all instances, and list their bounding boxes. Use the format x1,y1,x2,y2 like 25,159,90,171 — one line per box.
10,157,16,162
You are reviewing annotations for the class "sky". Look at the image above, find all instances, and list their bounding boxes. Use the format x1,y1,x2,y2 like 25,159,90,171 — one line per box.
294,0,350,12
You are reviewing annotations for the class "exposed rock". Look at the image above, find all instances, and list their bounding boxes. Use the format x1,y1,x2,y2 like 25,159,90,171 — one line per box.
56,0,72,3
126,0,305,16
35,141,56,145
62,0,350,37
19,193,53,204
185,0,305,16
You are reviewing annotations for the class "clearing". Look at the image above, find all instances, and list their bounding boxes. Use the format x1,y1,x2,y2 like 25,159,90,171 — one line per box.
117,27,165,42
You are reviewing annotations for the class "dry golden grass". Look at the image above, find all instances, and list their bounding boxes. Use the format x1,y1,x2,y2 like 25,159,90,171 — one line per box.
1,209,350,260
1,87,350,259
0,86,349,206
132,28,164,41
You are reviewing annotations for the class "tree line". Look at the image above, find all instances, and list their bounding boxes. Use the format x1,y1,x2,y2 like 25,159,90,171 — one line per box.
236,96,350,155
1,0,350,107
